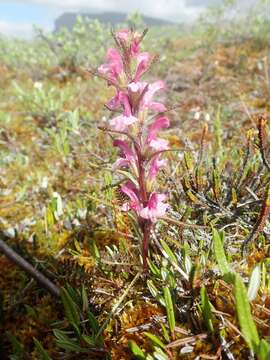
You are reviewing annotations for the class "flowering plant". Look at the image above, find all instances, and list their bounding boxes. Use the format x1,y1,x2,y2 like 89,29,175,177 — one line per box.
98,29,170,270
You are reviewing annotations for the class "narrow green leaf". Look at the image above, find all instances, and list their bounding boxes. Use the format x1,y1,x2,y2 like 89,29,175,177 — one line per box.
81,334,95,347
128,340,146,360
143,332,166,350
147,280,159,299
247,265,261,302
200,286,214,333
60,287,80,328
212,228,230,275
148,259,160,277
81,285,89,313
33,338,52,360
163,287,175,335
153,347,168,360
234,274,260,352
53,329,85,352
160,239,177,264
87,310,100,335
258,339,270,360
160,323,170,343
89,239,100,259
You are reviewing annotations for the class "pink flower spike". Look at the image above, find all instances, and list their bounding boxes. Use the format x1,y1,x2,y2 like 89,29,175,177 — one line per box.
109,114,137,131
121,181,142,214
140,193,169,222
148,156,167,179
134,52,151,82
147,116,170,143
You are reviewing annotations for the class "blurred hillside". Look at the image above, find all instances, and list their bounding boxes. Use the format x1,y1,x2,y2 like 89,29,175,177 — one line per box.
54,11,175,31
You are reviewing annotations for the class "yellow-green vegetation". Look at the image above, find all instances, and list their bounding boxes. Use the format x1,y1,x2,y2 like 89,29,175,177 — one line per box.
1,2,270,359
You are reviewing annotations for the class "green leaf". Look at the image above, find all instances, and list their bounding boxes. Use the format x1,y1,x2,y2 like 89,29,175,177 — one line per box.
258,339,270,360
234,274,260,352
247,265,261,301
160,323,170,343
163,287,175,335
148,259,160,277
143,332,166,350
153,347,168,360
6,332,24,355
89,239,100,259
81,334,95,347
53,329,85,352
33,338,52,360
200,285,214,333
147,280,159,299
87,310,100,335
81,285,89,313
212,228,230,275
60,287,80,328
160,239,177,264
128,340,146,360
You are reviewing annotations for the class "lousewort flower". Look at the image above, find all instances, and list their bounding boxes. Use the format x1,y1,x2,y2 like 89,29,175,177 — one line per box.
97,28,170,270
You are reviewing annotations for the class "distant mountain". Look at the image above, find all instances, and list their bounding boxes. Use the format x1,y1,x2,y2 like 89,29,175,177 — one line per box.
54,12,175,31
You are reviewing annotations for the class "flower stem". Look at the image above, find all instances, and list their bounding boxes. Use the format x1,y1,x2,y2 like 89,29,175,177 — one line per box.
142,220,152,272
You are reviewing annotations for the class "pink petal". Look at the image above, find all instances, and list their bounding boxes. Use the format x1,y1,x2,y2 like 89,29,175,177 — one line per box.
134,52,151,82
148,156,167,179
143,80,165,105
112,158,129,170
109,115,137,131
147,116,170,143
106,92,121,110
148,102,167,112
131,40,140,56
113,139,134,159
148,138,169,151
140,193,169,222
117,29,130,41
98,48,123,82
121,182,142,213
128,82,143,93
122,202,130,211
98,63,109,74
118,92,132,116
106,48,123,74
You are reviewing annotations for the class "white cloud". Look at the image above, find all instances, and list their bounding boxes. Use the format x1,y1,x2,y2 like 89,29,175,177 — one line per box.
0,20,52,38
0,20,34,38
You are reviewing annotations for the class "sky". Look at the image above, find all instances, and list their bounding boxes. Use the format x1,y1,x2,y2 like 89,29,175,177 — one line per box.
0,0,222,38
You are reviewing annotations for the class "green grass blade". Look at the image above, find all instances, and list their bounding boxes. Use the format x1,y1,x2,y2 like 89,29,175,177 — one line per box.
163,287,175,336
234,274,260,352
212,228,230,275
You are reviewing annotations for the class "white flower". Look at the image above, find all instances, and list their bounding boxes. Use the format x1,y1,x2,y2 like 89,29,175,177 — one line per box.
33,81,43,90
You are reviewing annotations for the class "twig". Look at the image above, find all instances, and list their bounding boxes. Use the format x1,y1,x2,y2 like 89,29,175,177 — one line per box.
241,184,270,255
0,238,60,297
